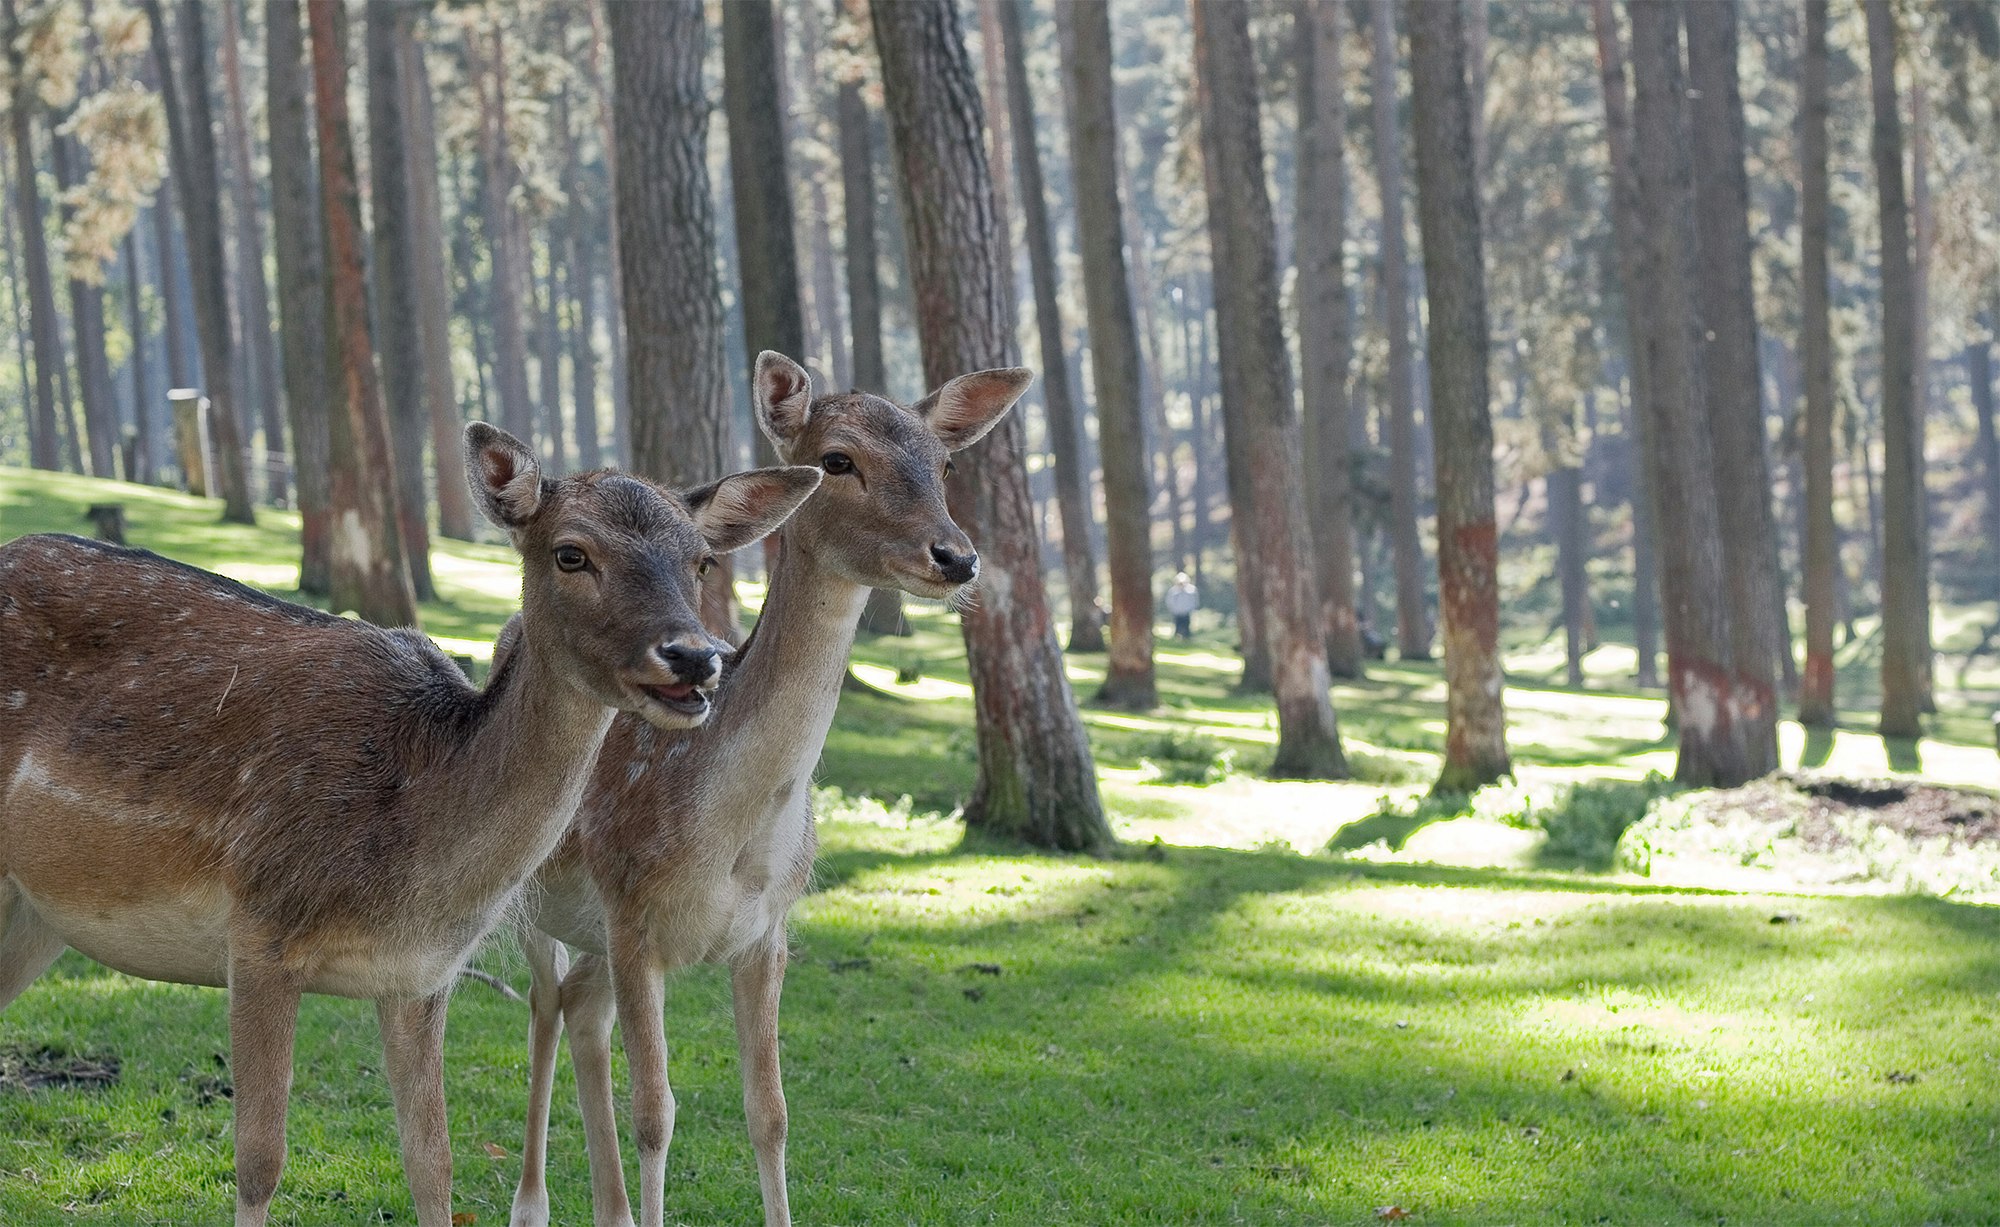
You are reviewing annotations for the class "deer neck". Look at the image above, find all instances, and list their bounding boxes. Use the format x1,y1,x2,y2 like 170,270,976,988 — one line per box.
434,629,615,913
702,534,869,799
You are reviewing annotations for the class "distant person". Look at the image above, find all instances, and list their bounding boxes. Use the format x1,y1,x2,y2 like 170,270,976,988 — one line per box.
1166,572,1200,641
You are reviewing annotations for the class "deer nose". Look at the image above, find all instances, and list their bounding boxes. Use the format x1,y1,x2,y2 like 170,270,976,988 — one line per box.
929,543,978,585
655,642,720,682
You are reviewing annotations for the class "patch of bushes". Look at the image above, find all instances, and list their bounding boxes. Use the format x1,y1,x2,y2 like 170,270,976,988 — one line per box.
1132,729,1234,786
1534,774,1680,869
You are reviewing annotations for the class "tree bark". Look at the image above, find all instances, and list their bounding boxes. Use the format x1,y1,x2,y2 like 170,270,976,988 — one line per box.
1408,0,1509,793
722,0,806,438
468,17,536,452
1629,0,1759,786
1686,0,1779,772
610,0,739,639
267,0,331,593
1056,0,1156,709
1295,0,1363,678
1863,0,1926,739
1908,72,1936,709
1588,0,1661,691
219,0,287,505
872,0,1113,849
793,2,849,389
1798,0,1838,727
1369,0,1430,661
151,191,194,391
123,229,155,482
1971,327,2000,601
6,0,61,472
49,134,118,480
584,0,629,463
365,1,436,601
564,152,603,472
399,29,473,541
1192,0,1347,780
308,0,419,628
994,0,1104,654
145,0,255,522
534,227,566,474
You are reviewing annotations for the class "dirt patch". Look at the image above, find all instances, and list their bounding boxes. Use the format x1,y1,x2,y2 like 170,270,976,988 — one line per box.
0,1045,121,1093
1789,776,2000,845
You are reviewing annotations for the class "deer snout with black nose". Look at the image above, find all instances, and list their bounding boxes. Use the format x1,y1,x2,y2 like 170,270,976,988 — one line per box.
640,638,726,719
929,543,978,586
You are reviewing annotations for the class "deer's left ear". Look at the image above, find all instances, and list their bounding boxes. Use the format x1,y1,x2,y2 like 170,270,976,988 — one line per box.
914,367,1032,452
753,351,815,449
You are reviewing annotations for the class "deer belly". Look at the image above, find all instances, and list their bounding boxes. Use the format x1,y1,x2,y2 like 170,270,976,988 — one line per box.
22,884,233,988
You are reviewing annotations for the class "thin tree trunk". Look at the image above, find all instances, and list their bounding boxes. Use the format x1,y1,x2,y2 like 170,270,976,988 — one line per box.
1686,0,1778,774
1971,327,2000,601
145,0,255,522
994,0,1105,653
611,0,739,639
534,233,566,473
365,0,435,600
1409,0,1509,793
124,229,155,482
468,18,536,451
794,2,849,389
1589,0,1660,691
1295,0,1362,678
1799,0,1839,727
584,0,629,463
400,29,472,541
5,0,59,472
872,0,1113,849
1193,0,1347,780
151,193,192,391
565,162,603,472
220,0,287,505
1056,0,1156,709
1629,0,1758,786
1864,0,1927,739
309,0,418,627
1909,72,1936,709
49,134,118,480
1369,0,1430,661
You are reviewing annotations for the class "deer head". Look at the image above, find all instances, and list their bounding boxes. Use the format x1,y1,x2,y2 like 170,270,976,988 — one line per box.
749,351,1029,598
464,423,820,727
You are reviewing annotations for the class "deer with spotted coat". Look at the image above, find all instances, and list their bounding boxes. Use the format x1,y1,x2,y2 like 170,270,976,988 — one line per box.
0,423,821,1227
507,353,1029,1227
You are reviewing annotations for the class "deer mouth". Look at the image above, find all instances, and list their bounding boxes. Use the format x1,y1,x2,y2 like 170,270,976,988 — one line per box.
636,679,713,719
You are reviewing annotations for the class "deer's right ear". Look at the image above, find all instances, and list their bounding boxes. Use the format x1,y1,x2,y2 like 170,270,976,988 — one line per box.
684,465,823,554
465,422,544,529
753,350,815,448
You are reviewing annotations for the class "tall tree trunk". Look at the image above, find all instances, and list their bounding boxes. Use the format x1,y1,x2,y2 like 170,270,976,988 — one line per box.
1629,0,1758,786
585,0,629,463
871,0,1113,849
1369,0,1430,661
309,0,418,627
469,18,536,451
1589,0,1661,691
1409,0,1509,793
1864,0,1927,739
49,134,119,480
1686,0,1778,774
611,0,739,639
219,0,287,505
794,2,849,390
1908,72,1936,709
1295,0,1363,678
5,0,60,472
365,1,436,600
266,0,331,592
1550,433,1590,689
1971,327,2000,601
565,161,603,473
124,229,155,482
1056,0,1156,709
400,29,472,541
1192,0,1347,780
146,0,255,522
150,191,193,391
534,234,566,473
994,0,1105,653
1798,0,1839,727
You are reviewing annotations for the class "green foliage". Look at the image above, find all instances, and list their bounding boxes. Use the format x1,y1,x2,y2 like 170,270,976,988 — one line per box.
1534,774,1683,869
1130,728,1234,786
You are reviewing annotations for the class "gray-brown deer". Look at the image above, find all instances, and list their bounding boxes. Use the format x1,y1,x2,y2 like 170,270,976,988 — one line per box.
507,353,1028,1227
0,423,821,1227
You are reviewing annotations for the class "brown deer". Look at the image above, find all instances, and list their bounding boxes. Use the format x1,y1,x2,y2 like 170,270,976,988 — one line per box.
0,423,821,1227
507,353,1028,1227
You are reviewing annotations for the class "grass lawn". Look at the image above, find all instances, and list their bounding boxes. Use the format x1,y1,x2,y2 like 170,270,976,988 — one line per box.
3,468,1999,1224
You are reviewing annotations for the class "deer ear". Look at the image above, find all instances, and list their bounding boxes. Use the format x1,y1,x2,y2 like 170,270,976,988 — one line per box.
753,351,815,449
465,422,544,529
914,367,1032,451
683,466,823,554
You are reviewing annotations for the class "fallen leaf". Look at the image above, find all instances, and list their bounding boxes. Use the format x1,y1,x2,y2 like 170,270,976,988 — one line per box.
451,1215,476,1226
1376,1206,1412,1222
481,1142,509,1160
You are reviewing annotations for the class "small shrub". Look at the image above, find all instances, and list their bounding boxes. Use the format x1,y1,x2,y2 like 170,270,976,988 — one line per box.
1133,730,1234,787
896,656,926,684
1538,774,1679,869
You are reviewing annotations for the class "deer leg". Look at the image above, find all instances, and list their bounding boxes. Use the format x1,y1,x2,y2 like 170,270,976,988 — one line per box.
510,929,570,1227
562,952,635,1227
377,990,455,1227
225,955,301,1227
0,889,65,1010
731,943,792,1227
610,929,673,1227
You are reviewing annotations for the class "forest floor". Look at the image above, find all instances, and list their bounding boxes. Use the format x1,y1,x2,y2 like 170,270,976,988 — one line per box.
3,468,1999,1224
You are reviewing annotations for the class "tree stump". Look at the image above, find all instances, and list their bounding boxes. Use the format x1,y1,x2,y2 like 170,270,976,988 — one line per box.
168,388,209,496
84,504,127,544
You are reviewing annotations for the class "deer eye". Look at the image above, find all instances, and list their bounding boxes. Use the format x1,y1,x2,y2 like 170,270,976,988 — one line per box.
943,459,956,478
554,545,590,573
821,451,854,475
698,555,716,578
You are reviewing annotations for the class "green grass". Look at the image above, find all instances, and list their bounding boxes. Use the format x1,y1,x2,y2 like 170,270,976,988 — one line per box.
5,468,2000,1224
